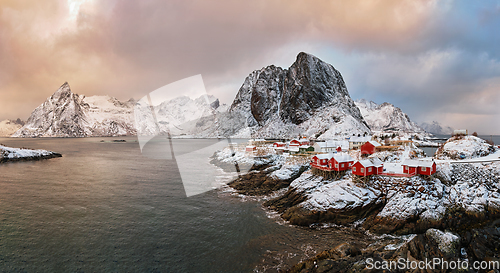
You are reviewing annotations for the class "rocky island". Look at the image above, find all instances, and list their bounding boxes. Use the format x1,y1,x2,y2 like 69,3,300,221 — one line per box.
0,145,62,163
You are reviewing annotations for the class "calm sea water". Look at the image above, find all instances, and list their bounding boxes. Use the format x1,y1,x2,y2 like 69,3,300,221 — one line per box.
0,137,282,272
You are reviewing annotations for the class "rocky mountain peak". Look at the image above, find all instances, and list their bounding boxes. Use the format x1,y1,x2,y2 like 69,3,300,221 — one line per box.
224,52,370,138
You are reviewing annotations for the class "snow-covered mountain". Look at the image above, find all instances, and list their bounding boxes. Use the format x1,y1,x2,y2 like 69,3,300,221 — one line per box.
355,99,424,133
420,121,454,135
206,52,371,139
134,94,226,137
13,82,137,137
0,119,24,137
13,53,428,139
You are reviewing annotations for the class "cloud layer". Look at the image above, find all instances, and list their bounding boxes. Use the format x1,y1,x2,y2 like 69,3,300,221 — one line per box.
0,0,499,134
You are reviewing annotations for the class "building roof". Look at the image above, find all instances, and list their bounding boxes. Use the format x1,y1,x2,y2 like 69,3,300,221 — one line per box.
367,140,381,147
298,139,309,143
289,147,300,152
356,157,384,168
402,159,435,168
315,153,334,160
315,140,349,150
332,153,354,163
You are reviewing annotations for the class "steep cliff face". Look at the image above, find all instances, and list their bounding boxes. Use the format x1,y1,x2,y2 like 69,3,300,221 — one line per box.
224,52,370,139
13,82,136,137
355,99,424,133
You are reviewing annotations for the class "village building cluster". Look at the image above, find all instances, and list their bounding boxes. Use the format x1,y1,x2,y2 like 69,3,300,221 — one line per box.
245,135,437,181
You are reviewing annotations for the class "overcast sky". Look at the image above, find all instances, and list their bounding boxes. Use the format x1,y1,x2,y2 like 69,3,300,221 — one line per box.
1,0,499,134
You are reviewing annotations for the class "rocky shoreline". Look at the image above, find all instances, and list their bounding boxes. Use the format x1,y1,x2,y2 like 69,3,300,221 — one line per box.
211,149,500,272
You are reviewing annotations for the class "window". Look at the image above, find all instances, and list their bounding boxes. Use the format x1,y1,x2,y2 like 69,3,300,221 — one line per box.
341,163,344,168
335,164,339,168
368,167,372,172
422,167,426,171
405,166,408,170
353,167,356,172
348,163,351,166
361,168,364,173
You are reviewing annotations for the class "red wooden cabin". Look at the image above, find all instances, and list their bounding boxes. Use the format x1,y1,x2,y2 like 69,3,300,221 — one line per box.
361,141,381,155
311,153,354,171
402,160,436,175
352,158,383,176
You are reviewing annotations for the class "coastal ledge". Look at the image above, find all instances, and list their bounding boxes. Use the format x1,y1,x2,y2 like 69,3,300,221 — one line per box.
0,145,62,163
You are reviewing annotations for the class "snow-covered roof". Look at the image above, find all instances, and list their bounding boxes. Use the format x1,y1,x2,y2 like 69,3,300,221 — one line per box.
246,145,256,148
254,138,266,141
315,140,349,149
357,159,375,167
357,157,383,167
370,157,383,167
367,140,381,147
315,153,333,160
299,139,309,143
273,141,285,144
289,147,300,152
402,159,435,167
332,153,354,163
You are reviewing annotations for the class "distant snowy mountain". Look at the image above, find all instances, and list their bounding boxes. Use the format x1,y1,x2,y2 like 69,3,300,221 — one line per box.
14,82,227,138
420,121,454,135
13,82,137,137
204,52,371,139
134,94,226,137
0,119,24,137
355,99,424,133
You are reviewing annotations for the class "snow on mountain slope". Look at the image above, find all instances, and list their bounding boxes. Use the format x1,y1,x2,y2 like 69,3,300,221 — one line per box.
135,94,224,137
420,121,454,135
13,82,136,137
355,99,424,133
206,52,371,139
0,119,24,137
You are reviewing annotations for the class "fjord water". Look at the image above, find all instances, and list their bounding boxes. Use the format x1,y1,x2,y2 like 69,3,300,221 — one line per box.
0,137,275,272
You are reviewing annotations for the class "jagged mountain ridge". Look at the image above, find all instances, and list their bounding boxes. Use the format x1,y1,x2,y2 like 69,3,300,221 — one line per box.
12,53,426,138
218,52,370,139
355,99,424,133
13,83,137,137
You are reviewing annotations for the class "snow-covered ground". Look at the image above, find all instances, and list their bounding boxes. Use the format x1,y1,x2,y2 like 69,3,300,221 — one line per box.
435,135,496,160
0,145,58,160
285,159,500,226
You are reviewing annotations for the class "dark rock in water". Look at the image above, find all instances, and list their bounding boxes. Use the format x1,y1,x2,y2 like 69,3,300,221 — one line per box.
112,139,126,142
0,152,62,163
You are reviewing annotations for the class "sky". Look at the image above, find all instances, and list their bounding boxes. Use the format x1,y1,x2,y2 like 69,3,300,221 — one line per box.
0,0,499,134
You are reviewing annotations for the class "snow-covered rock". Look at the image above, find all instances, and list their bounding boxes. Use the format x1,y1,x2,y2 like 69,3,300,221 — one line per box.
290,173,382,211
435,135,496,160
0,119,24,137
425,229,460,256
355,99,424,133
207,52,371,139
0,145,61,162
